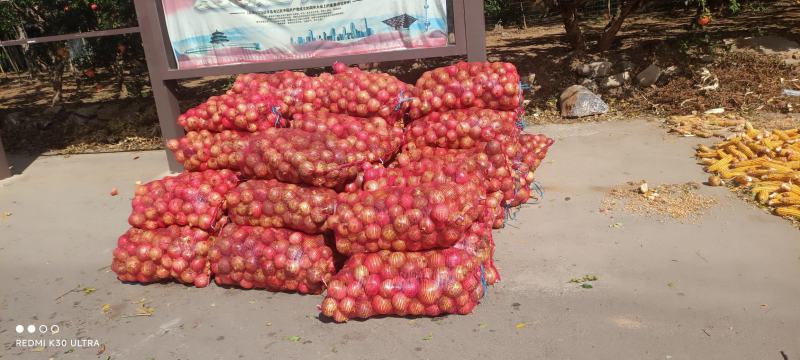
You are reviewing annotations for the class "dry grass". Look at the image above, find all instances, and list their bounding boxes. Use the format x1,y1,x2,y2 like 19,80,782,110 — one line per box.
601,181,717,222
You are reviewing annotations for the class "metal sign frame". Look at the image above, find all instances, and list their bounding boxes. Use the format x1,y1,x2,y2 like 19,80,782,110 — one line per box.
0,0,485,178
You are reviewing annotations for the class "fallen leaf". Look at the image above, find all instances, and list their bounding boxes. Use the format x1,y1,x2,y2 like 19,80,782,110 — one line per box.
478,323,487,329
136,303,156,316
133,156,140,160
422,333,433,341
96,344,106,355
102,304,111,313
31,347,45,352
64,348,75,354
581,283,594,289
285,336,301,342
667,282,675,288
609,222,624,229
515,322,527,329
83,287,97,295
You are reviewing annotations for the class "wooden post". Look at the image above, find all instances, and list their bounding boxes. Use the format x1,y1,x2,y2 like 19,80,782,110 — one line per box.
134,0,184,173
464,0,487,62
0,132,11,179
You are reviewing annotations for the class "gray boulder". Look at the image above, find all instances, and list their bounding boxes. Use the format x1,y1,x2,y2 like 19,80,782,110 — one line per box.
577,61,614,78
559,85,609,118
636,64,663,87
600,71,631,88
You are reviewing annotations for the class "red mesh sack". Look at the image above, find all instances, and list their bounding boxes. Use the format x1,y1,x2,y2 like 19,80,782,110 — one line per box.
408,62,521,119
167,130,249,172
319,248,487,322
275,64,412,122
128,170,239,231
405,109,520,149
209,224,335,294
507,134,554,207
291,111,401,139
226,180,337,234
177,91,286,133
326,181,484,255
239,127,402,188
393,143,519,206
455,221,499,285
111,226,212,288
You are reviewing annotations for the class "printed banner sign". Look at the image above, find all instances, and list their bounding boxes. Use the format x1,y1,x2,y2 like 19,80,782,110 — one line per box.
161,0,449,69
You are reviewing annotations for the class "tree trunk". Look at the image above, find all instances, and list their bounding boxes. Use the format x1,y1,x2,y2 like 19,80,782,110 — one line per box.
596,0,645,52
558,0,586,52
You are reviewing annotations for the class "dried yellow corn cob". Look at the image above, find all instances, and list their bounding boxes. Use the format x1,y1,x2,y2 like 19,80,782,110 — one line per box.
756,190,771,204
707,155,734,172
726,145,749,161
775,206,800,218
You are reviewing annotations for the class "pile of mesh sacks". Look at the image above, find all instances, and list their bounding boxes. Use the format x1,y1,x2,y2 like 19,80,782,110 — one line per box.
111,61,553,322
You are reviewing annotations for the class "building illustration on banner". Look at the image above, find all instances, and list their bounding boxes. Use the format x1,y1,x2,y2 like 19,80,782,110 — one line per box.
291,18,374,44
165,0,449,69
182,30,261,55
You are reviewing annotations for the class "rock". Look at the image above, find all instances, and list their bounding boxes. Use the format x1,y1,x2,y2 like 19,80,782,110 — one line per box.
620,61,635,72
580,78,599,92
636,64,662,87
600,71,631,88
577,61,613,78
559,85,609,118
73,104,99,118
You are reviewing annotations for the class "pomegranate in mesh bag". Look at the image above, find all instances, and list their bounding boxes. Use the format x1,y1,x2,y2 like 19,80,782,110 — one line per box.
408,62,521,119
326,181,484,255
240,127,402,188
209,224,335,294
177,91,286,133
128,170,239,231
111,226,212,288
167,130,249,172
227,180,337,234
405,108,520,149
319,248,488,322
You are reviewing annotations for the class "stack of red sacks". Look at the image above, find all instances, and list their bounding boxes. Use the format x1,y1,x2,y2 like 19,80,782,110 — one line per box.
111,61,553,323
111,170,239,288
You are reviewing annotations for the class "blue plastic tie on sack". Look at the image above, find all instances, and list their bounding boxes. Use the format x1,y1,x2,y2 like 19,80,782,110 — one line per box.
480,264,489,296
530,181,544,202
393,90,414,112
271,106,283,127
519,81,531,90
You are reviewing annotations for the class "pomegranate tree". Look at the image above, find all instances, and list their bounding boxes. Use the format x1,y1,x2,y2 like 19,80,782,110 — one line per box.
326,181,484,255
111,226,212,288
209,224,335,294
227,180,337,234
128,170,239,231
319,248,489,322
408,62,521,119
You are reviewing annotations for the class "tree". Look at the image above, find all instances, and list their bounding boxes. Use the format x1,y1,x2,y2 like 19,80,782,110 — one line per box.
557,0,647,53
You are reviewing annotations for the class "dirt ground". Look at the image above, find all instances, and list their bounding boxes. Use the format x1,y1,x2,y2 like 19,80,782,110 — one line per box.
1,119,798,359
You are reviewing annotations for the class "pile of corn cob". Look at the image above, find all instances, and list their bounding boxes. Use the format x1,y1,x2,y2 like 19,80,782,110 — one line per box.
668,113,746,138
696,122,800,220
